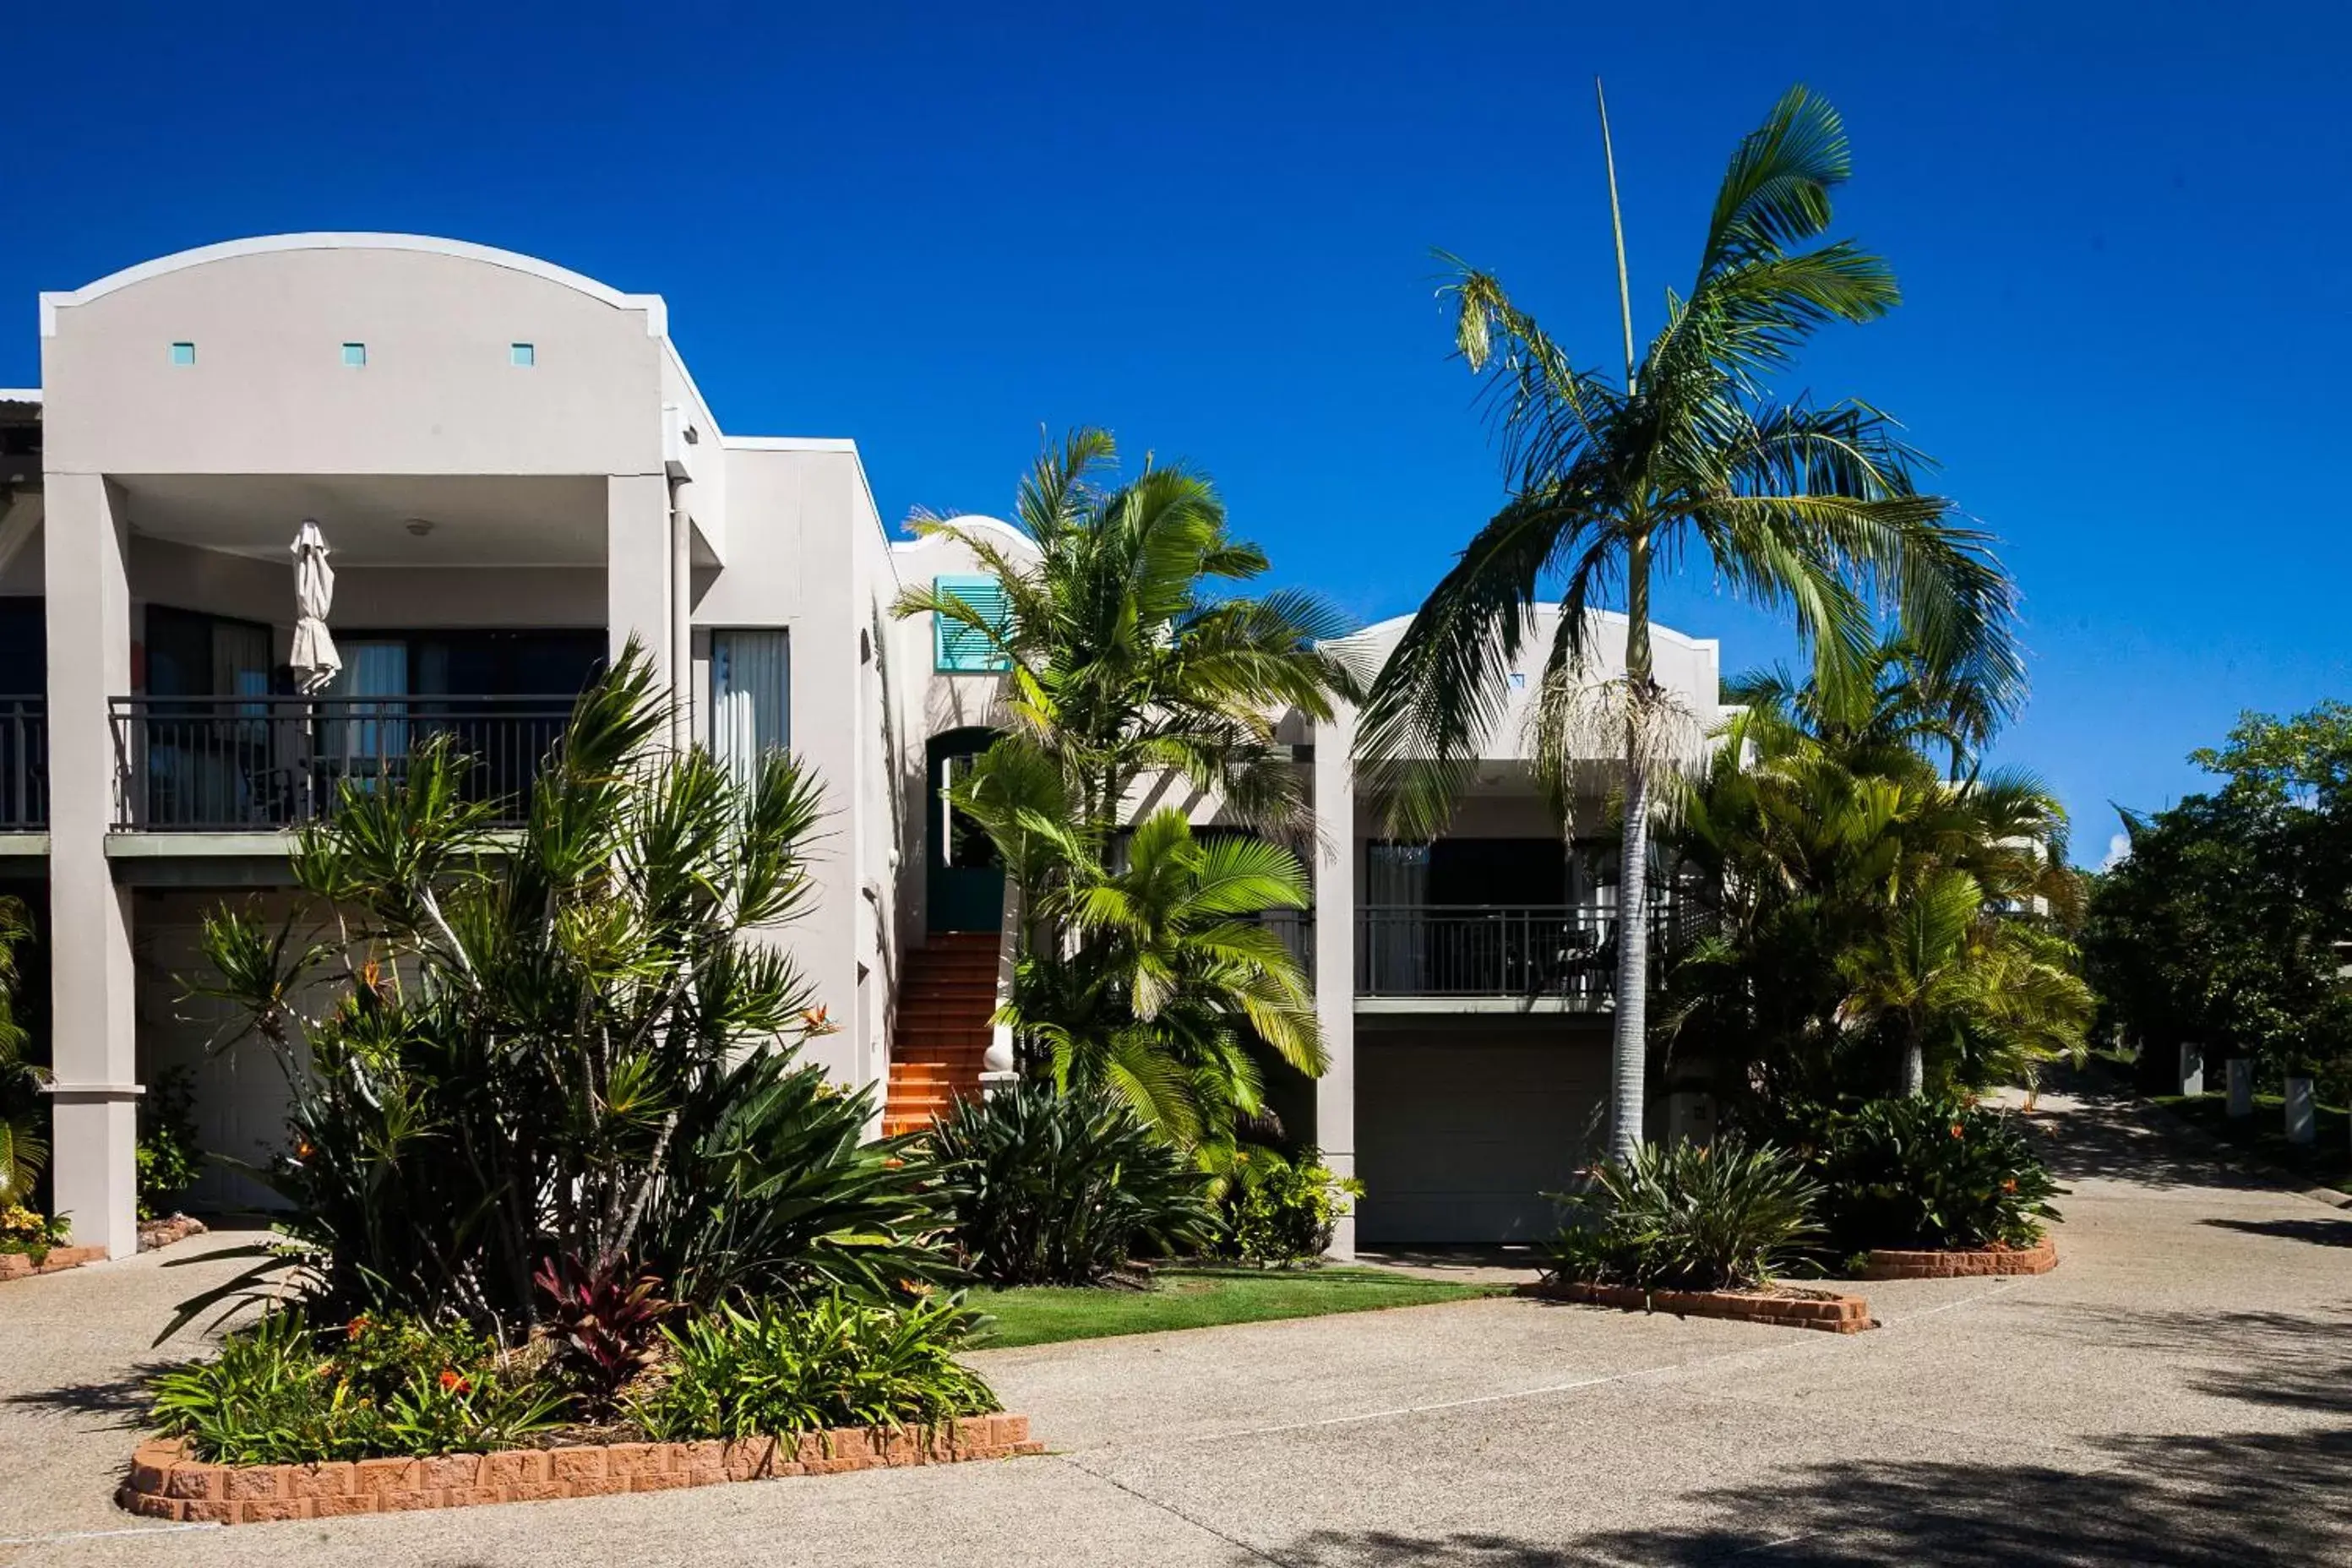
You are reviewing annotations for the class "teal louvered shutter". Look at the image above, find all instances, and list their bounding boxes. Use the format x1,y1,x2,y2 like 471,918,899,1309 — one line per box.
934,574,1011,672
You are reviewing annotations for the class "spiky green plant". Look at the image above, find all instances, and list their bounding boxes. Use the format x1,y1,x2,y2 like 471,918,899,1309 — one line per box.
173,640,953,1340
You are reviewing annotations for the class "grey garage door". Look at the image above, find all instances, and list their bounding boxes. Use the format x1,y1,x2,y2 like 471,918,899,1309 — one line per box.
1355,1029,1607,1244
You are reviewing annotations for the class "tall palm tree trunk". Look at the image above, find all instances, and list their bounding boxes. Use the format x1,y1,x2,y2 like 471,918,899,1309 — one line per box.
1900,1033,1925,1098
1609,529,1654,1163
1609,754,1652,1162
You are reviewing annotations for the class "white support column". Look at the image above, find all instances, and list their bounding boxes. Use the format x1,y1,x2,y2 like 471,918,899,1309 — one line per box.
42,475,139,1258
607,474,674,687
668,479,696,744
1312,704,1358,1260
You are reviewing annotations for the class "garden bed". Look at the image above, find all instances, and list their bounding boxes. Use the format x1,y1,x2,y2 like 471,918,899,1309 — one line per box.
119,1417,1044,1525
0,1244,107,1282
1517,1280,1874,1334
1859,1237,2056,1279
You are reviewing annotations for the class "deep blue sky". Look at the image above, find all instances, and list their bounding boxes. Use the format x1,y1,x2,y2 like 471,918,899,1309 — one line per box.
6,3,2345,863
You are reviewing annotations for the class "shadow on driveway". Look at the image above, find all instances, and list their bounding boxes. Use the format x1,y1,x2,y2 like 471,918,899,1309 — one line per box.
2203,1216,2352,1248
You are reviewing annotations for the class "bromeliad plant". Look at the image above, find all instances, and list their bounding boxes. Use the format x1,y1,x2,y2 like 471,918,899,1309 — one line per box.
175,641,954,1339
1546,1138,1821,1293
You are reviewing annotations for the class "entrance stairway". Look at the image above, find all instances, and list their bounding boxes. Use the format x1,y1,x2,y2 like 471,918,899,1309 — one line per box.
881,933,999,1137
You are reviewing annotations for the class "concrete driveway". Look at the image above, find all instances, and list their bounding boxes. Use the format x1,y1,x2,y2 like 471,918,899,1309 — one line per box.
4,1082,2348,1566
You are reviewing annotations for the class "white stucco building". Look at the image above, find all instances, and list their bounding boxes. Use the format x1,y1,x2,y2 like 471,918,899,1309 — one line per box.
0,235,1723,1261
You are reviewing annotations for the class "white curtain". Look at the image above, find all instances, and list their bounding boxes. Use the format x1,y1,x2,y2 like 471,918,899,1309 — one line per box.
1364,842,1430,993
326,640,410,775
711,630,790,787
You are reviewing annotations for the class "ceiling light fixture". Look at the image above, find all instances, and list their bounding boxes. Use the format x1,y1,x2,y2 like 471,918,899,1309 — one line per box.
404,518,435,537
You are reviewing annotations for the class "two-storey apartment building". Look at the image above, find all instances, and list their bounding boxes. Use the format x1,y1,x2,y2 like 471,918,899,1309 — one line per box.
4,235,1721,1262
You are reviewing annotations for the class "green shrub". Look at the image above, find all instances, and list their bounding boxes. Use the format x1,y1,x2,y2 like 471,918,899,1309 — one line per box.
148,1310,569,1464
176,645,954,1340
632,1293,998,1440
1,1202,70,1259
1812,1094,2061,1250
634,1047,957,1310
924,1083,1215,1287
1544,1137,1821,1293
1217,1147,1363,1266
136,1064,204,1221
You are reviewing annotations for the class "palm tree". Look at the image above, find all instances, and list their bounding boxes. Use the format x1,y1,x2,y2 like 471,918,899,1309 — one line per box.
892,431,1362,1147
1359,85,2020,1161
997,804,1325,1141
1668,650,2088,1105
895,430,1364,841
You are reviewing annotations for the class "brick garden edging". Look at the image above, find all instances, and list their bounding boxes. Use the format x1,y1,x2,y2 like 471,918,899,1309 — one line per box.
0,1244,107,1282
1860,1237,2057,1279
119,1418,1045,1525
1517,1281,1874,1334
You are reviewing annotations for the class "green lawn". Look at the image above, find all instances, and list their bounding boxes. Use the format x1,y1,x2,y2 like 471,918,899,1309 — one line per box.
2153,1090,2352,1194
967,1266,1505,1348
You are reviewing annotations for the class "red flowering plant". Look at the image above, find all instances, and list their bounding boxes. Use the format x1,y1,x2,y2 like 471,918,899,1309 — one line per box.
1810,1094,2063,1251
148,1309,568,1466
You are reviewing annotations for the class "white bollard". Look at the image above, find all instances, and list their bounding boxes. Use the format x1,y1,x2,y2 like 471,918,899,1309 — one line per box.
2227,1058,2254,1119
2177,1041,2204,1098
2284,1076,2316,1146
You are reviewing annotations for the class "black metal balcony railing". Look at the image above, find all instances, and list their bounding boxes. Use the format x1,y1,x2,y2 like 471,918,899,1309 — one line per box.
0,697,46,830
1354,903,1691,1004
109,694,576,831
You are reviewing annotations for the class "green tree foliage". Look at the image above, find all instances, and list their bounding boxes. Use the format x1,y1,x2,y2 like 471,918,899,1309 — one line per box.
1359,86,2021,1161
1663,645,2089,1113
179,644,951,1338
0,894,43,1206
893,432,1360,1147
2085,701,2352,1097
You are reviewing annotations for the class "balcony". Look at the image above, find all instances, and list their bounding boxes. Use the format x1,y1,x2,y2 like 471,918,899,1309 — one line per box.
1353,903,1695,1010
109,694,575,832
0,698,46,830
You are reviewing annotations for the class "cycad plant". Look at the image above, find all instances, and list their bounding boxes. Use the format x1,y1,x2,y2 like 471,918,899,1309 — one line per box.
178,642,952,1338
1359,85,2021,1161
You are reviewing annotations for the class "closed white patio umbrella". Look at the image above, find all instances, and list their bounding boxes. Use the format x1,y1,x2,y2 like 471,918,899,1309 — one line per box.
289,520,340,694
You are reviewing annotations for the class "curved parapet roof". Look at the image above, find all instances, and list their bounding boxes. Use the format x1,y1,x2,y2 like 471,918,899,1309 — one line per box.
1335,603,1720,657
891,513,1037,558
41,232,667,336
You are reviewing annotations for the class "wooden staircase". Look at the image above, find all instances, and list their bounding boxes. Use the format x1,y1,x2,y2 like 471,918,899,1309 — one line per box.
881,933,999,1137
